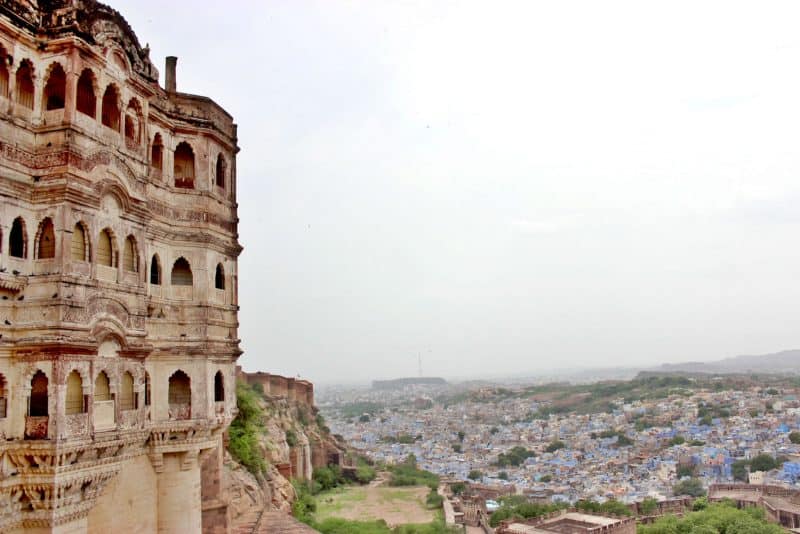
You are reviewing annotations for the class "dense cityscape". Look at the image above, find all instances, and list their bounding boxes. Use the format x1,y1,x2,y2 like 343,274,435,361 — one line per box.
323,375,800,504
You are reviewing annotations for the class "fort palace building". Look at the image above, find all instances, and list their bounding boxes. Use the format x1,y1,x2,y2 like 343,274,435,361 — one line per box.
0,1,240,532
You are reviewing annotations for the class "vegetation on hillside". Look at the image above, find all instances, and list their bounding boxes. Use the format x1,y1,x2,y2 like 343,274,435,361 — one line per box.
229,382,267,474
637,502,784,533
388,455,440,489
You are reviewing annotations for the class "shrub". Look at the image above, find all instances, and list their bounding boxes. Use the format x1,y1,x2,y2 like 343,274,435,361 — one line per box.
639,497,658,515
790,431,800,444
228,382,267,474
355,464,377,484
426,489,444,509
467,469,482,481
285,429,298,447
673,478,706,497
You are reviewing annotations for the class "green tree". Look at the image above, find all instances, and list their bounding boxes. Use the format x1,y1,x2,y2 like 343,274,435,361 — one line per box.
639,502,784,534
546,440,566,453
467,469,482,481
639,497,658,515
668,435,686,446
457,431,465,442
498,471,508,480
673,478,706,497
790,431,800,444
450,482,466,495
750,454,780,473
732,460,749,482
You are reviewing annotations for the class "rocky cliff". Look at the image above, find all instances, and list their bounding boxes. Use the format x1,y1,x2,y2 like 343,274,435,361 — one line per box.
224,381,345,529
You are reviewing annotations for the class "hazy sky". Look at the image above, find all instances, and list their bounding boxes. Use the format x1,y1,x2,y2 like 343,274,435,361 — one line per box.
115,1,800,383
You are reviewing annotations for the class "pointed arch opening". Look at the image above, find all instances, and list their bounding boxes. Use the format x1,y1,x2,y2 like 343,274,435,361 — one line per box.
215,153,226,189
0,373,6,418
29,370,48,417
71,222,88,261
150,254,161,285
214,370,225,403
76,69,96,117
120,371,134,411
65,370,85,415
15,60,34,109
151,133,163,171
173,141,195,189
101,84,120,131
171,257,193,286
94,371,110,402
215,263,225,290
43,63,66,110
97,228,115,267
0,47,9,98
123,235,138,272
10,216,26,258
168,370,191,420
35,217,55,259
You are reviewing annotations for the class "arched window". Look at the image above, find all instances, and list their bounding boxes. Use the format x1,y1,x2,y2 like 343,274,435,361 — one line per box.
97,228,115,267
10,216,26,258
101,84,120,131
65,370,85,415
150,254,161,285
120,372,134,411
15,60,34,109
171,257,193,286
76,69,96,117
168,370,191,420
173,142,195,189
215,154,226,189
71,223,88,261
214,263,225,290
43,63,66,110
144,372,151,406
0,373,6,418
94,371,110,402
123,235,138,272
0,48,10,98
151,133,163,170
36,217,55,259
29,371,48,416
214,371,224,402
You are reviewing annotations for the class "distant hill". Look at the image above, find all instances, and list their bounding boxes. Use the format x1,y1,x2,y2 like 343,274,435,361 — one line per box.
372,377,447,390
656,349,800,375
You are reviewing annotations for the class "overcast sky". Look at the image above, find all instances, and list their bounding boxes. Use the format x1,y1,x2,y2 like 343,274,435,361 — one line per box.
115,1,800,383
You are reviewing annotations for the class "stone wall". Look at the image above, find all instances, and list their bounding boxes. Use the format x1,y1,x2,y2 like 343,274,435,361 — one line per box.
236,367,314,408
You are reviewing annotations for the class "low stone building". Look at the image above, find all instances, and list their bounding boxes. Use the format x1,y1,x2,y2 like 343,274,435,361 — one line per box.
709,483,800,530
0,1,240,532
496,510,636,534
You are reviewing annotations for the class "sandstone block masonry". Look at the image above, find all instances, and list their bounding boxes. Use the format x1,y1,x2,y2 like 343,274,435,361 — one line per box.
0,1,241,532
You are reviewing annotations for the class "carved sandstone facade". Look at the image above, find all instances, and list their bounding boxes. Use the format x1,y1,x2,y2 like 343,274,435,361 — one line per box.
0,1,240,532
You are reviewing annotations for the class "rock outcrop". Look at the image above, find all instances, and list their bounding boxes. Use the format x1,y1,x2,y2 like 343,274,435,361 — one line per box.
225,377,345,530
